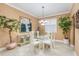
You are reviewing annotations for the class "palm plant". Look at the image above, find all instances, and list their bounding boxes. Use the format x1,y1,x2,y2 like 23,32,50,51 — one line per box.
58,16,72,39
0,16,18,43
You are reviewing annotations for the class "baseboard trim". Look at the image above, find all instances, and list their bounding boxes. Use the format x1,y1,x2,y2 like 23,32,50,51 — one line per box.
0,47,6,52
54,39,69,44
54,40,64,43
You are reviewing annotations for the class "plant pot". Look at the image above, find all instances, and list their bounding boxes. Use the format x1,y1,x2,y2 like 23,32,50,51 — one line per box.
6,42,17,50
64,39,69,44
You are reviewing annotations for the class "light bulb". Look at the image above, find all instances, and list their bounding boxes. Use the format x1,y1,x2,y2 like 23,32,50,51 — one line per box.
41,23,45,25
39,20,44,23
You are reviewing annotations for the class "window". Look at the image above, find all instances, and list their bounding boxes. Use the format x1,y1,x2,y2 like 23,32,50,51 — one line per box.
45,18,57,33
20,17,32,32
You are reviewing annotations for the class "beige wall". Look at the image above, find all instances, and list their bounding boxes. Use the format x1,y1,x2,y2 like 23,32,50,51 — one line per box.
0,3,76,49
70,3,79,55
0,4,38,47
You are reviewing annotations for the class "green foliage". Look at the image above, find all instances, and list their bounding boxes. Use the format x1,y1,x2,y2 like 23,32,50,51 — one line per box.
0,16,6,28
0,16,19,31
58,16,72,38
0,15,19,43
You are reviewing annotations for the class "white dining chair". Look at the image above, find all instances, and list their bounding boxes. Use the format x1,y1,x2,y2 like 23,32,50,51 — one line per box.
44,33,55,49
29,31,40,52
43,34,53,50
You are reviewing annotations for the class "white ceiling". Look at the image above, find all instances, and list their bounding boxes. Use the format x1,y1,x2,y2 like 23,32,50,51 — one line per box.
8,3,73,18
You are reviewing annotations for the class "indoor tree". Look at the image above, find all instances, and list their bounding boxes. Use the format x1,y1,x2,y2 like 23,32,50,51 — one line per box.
0,16,18,43
58,16,72,39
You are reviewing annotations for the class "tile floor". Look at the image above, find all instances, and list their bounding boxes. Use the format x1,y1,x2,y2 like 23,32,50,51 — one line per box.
0,41,75,56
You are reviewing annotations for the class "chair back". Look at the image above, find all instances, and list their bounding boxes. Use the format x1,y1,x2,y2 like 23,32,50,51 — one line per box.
29,31,40,42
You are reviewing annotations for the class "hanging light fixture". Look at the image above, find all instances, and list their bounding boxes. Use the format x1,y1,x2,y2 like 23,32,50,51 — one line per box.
39,6,47,25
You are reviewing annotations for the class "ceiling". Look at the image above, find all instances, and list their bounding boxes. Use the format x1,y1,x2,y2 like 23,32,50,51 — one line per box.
7,3,73,18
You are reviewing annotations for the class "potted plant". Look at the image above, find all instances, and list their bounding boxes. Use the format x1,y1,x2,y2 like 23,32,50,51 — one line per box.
58,16,72,44
0,16,18,49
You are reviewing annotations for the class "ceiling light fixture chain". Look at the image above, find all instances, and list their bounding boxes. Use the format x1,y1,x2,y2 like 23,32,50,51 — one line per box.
42,6,44,19
39,6,47,25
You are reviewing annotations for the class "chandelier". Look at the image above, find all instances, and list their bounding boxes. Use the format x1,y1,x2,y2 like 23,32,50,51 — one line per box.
39,6,47,25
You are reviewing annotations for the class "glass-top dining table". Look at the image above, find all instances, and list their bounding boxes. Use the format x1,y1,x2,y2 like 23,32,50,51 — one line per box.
34,35,54,50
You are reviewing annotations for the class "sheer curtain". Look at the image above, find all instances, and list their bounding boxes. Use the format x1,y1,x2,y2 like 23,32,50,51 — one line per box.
45,18,57,33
